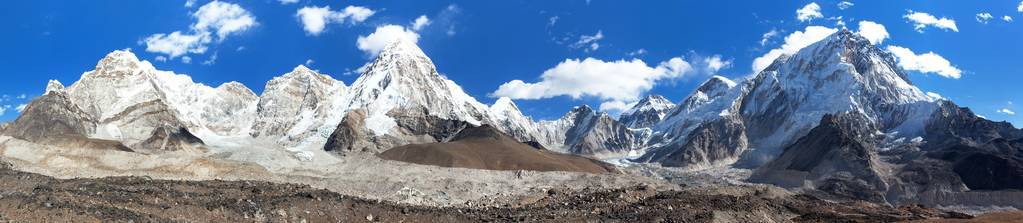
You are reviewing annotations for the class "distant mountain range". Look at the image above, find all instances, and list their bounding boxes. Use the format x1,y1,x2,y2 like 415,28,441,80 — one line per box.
3,29,1022,209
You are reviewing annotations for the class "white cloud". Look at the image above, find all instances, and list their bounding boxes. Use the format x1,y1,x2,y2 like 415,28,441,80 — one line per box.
181,56,192,64
192,1,257,40
976,13,994,24
278,0,299,4
997,108,1016,115
627,49,647,57
760,29,780,46
1004,16,1014,22
491,57,692,102
856,20,889,45
571,30,604,52
155,56,168,62
16,94,26,99
305,59,314,66
185,0,196,7
144,31,210,58
145,1,256,59
796,2,823,22
548,16,559,27
752,26,838,74
16,104,26,113
0,106,5,116
296,5,376,36
701,55,732,74
599,100,638,114
1019,1,1023,12
886,45,962,79
356,25,420,56
837,1,854,10
411,15,431,31
904,11,958,32
925,91,943,100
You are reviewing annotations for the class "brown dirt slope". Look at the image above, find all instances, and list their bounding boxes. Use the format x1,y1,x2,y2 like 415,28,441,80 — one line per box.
378,125,617,174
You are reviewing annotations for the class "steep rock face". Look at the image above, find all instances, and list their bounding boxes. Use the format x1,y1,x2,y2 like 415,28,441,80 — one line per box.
736,30,937,166
55,50,259,151
922,101,1022,150
750,113,891,203
324,40,491,155
619,95,675,129
4,81,97,141
250,65,346,147
640,75,744,167
2,81,131,151
489,97,541,142
642,116,748,168
556,105,639,156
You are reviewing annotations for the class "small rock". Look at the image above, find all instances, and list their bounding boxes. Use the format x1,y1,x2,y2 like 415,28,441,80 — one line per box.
366,214,375,221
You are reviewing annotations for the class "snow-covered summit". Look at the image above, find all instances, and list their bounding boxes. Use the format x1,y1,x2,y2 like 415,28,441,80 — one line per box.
45,80,65,95
343,39,492,135
620,94,676,129
251,65,346,147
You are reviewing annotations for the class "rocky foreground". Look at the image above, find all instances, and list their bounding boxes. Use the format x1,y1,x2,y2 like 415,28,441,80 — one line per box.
0,161,980,223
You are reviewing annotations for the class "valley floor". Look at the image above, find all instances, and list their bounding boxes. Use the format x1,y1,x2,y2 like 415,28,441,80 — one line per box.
0,135,1012,222
0,163,975,222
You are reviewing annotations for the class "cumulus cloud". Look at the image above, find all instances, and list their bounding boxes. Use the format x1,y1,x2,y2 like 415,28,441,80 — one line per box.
752,26,838,74
856,20,889,45
837,1,854,10
192,1,257,40
796,2,823,22
997,108,1016,115
356,25,420,56
278,0,299,4
144,31,210,58
145,1,256,59
16,104,26,113
700,55,732,74
181,56,192,64
411,15,431,31
185,0,196,7
571,30,604,52
1004,16,1014,22
904,11,958,32
886,45,962,79
491,57,693,102
296,5,376,36
976,13,994,24
1019,1,1023,12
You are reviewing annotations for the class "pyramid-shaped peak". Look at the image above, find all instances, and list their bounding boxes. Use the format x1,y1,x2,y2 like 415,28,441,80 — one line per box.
379,38,428,59
45,80,66,95
88,49,156,78
491,97,519,111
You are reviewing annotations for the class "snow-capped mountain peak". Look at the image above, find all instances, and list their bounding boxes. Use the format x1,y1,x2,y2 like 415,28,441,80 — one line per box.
250,65,346,147
344,39,491,135
620,94,676,129
45,80,66,95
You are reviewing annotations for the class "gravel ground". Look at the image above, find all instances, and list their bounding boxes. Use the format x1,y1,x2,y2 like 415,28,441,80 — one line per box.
0,162,974,222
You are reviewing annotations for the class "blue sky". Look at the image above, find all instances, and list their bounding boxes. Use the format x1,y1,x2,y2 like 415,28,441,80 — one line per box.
1,0,1021,126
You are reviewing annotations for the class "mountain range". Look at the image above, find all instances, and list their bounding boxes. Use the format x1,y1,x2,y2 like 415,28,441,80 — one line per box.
3,29,1022,208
